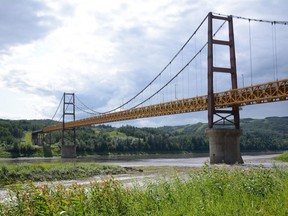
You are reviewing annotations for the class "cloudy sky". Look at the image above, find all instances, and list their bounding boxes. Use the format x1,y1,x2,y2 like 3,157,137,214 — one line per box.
0,0,287,127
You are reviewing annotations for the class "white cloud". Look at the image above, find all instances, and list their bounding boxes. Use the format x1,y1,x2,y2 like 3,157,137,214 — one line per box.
0,0,287,125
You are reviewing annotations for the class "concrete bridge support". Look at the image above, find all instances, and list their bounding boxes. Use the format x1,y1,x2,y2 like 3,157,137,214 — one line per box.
206,128,243,164
61,145,77,158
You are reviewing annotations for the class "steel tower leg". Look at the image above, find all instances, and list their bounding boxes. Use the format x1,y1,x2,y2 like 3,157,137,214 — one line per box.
61,92,77,158
206,12,243,164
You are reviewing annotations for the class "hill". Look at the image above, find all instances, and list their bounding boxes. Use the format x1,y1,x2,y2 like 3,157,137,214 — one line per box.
0,117,287,157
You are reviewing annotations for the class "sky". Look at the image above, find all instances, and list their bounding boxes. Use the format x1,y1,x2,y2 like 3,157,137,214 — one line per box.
0,0,287,127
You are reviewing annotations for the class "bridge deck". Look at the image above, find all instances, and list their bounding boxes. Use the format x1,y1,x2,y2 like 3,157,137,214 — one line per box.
43,79,288,132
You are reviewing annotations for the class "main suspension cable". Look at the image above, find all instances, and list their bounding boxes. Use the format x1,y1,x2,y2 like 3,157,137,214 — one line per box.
129,18,226,109
65,13,277,117
130,41,208,110
213,12,288,25
51,94,64,121
71,13,225,115
75,104,97,116
75,95,101,115
99,13,210,114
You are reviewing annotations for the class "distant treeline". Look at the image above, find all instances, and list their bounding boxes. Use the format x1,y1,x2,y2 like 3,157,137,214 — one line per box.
0,117,287,157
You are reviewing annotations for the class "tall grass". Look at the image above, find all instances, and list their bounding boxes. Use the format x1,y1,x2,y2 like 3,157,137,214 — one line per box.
1,165,288,215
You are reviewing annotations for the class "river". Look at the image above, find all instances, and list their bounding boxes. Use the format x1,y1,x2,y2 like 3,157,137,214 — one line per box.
0,152,286,167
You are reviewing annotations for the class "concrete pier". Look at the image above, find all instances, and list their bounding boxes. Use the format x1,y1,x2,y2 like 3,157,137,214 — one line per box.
206,128,243,164
61,145,77,158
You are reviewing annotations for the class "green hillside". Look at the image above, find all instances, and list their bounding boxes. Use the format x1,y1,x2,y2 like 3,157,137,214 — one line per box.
0,117,287,157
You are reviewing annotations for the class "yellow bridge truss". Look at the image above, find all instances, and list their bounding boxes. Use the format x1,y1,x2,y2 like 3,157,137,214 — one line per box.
43,79,288,133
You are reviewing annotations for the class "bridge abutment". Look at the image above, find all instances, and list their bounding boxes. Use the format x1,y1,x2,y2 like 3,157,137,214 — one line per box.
206,128,243,164
61,145,77,158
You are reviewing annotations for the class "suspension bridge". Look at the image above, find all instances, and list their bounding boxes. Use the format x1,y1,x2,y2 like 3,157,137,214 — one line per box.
33,12,288,164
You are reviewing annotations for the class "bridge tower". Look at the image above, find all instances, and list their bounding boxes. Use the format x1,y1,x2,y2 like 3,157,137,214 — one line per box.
61,92,77,158
206,12,243,164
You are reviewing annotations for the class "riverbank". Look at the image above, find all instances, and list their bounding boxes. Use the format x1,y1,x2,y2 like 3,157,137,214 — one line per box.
1,162,288,215
0,153,287,189
0,162,142,187
1,153,288,214
0,153,287,188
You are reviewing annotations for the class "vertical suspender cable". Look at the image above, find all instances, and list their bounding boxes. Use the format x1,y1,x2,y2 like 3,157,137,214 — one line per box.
149,83,151,105
248,19,253,85
182,51,184,99
187,62,190,97
175,61,178,100
200,49,203,95
160,72,163,103
175,83,177,100
195,34,198,96
170,63,172,101
271,22,276,81
51,95,64,123
273,22,279,80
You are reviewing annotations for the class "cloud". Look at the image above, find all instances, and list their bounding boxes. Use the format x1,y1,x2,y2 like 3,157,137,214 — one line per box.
0,0,63,52
0,0,287,125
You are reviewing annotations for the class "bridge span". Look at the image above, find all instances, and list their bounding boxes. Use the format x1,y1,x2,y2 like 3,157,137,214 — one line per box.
43,79,288,132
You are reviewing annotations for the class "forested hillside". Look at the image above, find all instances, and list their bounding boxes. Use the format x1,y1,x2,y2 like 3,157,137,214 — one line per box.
0,117,287,157
0,119,58,157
